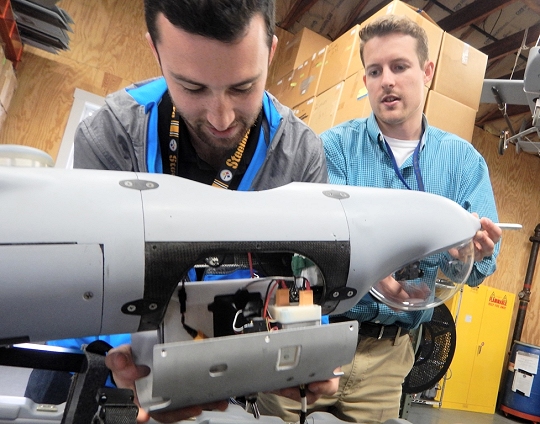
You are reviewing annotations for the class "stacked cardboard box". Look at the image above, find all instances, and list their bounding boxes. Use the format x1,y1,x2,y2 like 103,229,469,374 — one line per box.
267,26,295,87
424,91,477,142
0,60,17,111
292,98,315,124
425,32,488,142
309,82,344,134
268,0,487,140
267,27,329,88
0,45,17,132
277,47,326,109
334,72,370,127
317,25,363,96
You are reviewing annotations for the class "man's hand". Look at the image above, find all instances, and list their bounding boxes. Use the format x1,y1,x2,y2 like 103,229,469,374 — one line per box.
448,215,501,263
105,344,228,423
473,216,502,262
375,275,431,307
105,345,338,422
271,371,340,404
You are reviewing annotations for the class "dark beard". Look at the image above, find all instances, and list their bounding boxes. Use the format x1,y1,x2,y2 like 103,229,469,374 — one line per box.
177,106,261,168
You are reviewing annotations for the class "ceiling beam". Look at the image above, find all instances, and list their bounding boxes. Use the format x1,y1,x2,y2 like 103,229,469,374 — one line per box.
477,105,531,126
335,0,372,38
280,0,319,30
476,106,505,126
481,22,540,61
437,0,519,32
353,0,392,28
522,0,540,15
499,68,525,80
422,0,436,14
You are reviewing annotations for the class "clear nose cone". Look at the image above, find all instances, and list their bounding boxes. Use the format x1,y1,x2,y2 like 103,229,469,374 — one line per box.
369,239,475,311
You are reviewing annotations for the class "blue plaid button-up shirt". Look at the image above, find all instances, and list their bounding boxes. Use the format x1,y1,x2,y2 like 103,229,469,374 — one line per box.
322,113,499,329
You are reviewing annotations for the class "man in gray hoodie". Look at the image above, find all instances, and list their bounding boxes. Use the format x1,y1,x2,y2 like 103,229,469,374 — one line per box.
74,0,326,191
26,0,335,422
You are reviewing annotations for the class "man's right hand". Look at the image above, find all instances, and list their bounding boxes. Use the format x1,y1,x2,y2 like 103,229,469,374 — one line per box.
374,275,431,310
105,344,228,423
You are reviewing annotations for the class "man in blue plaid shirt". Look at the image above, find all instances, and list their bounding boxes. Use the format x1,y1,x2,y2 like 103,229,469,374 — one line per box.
258,14,502,423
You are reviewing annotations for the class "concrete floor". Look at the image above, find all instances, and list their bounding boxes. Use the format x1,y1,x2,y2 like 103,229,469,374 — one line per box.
408,402,533,424
0,365,538,424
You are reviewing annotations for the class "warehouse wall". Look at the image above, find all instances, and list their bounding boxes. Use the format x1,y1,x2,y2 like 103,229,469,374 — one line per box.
472,127,540,344
1,0,540,345
0,0,159,158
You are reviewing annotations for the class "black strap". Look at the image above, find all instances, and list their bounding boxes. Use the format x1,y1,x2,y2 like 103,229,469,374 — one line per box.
92,387,138,424
61,341,113,424
61,341,137,424
169,105,250,190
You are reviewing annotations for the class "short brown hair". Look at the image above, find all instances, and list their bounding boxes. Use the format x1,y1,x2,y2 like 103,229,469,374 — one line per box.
359,15,429,67
145,0,275,50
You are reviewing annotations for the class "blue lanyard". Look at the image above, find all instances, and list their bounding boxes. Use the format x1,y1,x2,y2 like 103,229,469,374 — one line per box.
384,139,425,192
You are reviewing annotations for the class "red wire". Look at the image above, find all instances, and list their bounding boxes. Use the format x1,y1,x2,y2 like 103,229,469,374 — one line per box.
264,280,279,319
247,252,254,278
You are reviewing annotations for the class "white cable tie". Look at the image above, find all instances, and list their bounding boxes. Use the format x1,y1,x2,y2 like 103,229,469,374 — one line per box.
232,309,245,332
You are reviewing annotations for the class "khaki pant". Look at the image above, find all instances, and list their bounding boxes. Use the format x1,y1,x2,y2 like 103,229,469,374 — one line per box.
257,334,415,423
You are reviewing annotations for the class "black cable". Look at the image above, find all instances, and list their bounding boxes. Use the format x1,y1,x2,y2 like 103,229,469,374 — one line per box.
178,281,199,339
299,384,307,424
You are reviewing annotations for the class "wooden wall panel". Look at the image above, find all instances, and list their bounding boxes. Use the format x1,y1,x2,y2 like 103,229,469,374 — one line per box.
57,0,115,69
0,0,160,159
48,0,158,81
95,0,160,82
472,126,540,346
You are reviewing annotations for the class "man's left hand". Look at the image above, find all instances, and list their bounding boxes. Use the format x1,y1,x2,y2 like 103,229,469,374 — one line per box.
271,372,340,405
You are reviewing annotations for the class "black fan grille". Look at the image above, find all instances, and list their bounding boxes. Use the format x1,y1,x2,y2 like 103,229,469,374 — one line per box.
402,303,456,394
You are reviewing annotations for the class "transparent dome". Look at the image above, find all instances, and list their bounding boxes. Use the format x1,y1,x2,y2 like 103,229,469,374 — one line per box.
369,239,475,311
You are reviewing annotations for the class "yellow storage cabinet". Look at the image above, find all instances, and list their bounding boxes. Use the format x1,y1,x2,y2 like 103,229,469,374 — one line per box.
437,284,515,413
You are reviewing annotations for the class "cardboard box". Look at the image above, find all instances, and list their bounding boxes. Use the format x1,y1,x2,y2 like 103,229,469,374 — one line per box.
309,82,344,134
431,32,488,110
0,61,16,112
266,74,286,99
273,27,329,83
424,90,476,142
267,26,295,86
334,72,372,126
360,0,443,88
280,48,326,108
318,25,363,96
0,104,6,132
292,97,315,125
277,70,298,108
